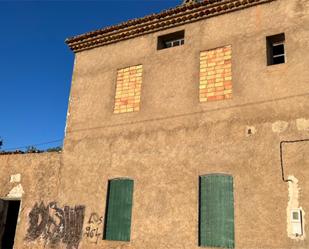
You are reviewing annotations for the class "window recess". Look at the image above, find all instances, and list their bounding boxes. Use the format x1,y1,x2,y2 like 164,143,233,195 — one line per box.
267,33,285,65
157,30,185,50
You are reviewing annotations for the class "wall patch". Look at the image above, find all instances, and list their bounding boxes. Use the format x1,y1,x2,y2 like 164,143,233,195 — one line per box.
7,184,24,198
287,176,306,240
296,118,309,131
272,121,289,133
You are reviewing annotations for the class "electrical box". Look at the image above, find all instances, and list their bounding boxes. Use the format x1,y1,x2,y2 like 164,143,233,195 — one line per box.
291,209,303,236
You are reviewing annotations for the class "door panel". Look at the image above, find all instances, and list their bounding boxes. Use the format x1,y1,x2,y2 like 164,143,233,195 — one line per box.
0,200,9,245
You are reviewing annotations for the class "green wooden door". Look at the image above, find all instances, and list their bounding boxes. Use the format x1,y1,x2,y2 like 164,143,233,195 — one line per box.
199,174,234,248
104,178,134,241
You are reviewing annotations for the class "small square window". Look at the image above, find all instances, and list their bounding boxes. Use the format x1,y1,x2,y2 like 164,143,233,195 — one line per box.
266,33,285,66
157,30,185,50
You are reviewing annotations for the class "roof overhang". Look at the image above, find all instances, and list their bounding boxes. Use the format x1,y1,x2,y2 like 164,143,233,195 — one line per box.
65,0,276,53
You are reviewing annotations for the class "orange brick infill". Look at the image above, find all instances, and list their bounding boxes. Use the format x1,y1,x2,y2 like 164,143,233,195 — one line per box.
199,45,232,102
114,65,143,114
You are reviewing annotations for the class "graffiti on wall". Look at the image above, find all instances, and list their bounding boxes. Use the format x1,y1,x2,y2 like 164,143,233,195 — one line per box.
25,202,85,249
84,212,103,244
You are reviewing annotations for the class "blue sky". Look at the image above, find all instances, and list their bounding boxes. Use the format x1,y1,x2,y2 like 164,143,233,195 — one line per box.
0,0,180,151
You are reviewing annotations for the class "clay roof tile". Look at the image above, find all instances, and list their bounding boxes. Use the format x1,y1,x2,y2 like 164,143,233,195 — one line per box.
66,0,276,52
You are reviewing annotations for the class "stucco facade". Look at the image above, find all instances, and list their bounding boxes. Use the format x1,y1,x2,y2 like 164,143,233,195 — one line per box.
1,0,309,248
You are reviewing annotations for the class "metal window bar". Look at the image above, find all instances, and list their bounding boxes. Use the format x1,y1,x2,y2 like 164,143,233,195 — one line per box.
273,41,284,46
272,41,285,58
271,41,285,64
165,38,184,48
273,54,285,58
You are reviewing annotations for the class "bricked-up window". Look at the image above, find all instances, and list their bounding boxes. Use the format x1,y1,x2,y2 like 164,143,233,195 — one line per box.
267,33,285,65
157,30,184,50
103,179,134,241
114,65,142,114
199,174,235,248
199,45,232,102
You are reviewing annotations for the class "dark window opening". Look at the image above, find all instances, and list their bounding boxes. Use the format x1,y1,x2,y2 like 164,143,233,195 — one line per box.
0,200,21,249
267,33,285,65
157,30,185,50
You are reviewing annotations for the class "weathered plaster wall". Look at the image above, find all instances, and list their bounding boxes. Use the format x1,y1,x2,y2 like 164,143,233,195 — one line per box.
64,0,309,137
59,0,309,248
0,152,61,248
61,118,309,249
2,0,309,248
